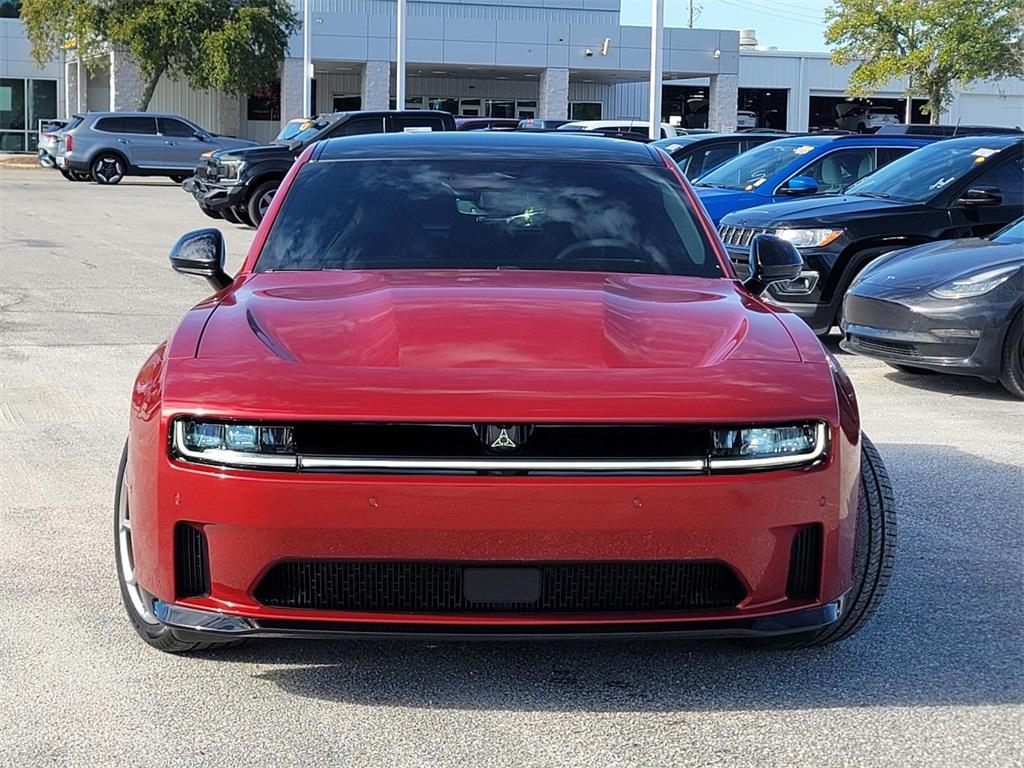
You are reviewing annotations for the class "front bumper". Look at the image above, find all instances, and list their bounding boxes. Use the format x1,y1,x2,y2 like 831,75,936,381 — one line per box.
184,175,245,211
128,419,860,637
155,597,845,641
841,291,1009,379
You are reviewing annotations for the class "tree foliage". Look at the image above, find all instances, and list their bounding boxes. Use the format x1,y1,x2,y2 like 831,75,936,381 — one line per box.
21,0,297,110
825,0,1024,122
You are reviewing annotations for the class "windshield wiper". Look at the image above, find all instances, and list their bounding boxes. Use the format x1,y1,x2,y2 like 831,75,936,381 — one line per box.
695,182,731,189
852,191,892,199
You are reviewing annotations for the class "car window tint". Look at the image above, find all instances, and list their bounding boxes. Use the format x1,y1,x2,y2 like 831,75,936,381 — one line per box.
120,117,158,135
691,142,740,178
968,158,1024,206
393,116,445,133
877,147,914,165
94,117,122,133
159,118,195,137
257,160,721,278
799,147,877,193
327,118,384,138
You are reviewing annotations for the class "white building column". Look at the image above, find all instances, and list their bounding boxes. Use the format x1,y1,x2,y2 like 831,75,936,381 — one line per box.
65,58,86,114
539,67,569,120
109,45,145,111
361,60,390,111
708,73,738,132
280,57,305,127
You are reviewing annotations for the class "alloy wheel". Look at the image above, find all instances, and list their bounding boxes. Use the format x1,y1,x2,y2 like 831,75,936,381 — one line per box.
117,470,158,625
257,188,275,219
95,155,124,184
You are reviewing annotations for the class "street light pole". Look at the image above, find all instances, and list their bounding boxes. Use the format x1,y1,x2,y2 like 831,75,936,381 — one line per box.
648,0,664,140
302,0,312,116
396,0,407,110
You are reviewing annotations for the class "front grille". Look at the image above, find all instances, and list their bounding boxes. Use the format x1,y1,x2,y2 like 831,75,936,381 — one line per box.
719,225,772,248
254,561,746,614
294,422,708,460
848,334,921,359
786,525,822,600
174,523,210,598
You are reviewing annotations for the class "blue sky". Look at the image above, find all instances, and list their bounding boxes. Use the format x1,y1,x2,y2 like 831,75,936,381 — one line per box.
620,0,830,52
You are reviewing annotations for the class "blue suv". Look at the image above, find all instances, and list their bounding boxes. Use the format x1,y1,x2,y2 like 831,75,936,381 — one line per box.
692,134,937,225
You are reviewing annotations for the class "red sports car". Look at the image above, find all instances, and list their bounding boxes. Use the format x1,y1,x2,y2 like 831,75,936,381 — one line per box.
117,132,896,652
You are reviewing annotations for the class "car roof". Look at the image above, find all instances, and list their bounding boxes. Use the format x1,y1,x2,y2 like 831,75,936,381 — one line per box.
313,131,660,164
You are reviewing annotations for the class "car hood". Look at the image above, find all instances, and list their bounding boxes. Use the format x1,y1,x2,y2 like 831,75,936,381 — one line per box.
173,271,837,422
693,186,763,224
721,195,913,228
199,270,801,368
855,238,1024,291
210,143,295,162
208,136,257,151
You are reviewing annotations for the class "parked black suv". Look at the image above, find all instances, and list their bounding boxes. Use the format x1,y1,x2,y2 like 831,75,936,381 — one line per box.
717,135,1024,334
184,110,457,226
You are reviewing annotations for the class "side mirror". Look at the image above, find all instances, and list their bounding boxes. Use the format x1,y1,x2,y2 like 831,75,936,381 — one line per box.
782,175,819,196
169,228,231,290
744,234,804,294
193,132,207,141
957,186,1002,207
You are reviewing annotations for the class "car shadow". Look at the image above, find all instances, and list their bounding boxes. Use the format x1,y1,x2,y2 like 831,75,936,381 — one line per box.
881,369,1017,401
209,444,1022,712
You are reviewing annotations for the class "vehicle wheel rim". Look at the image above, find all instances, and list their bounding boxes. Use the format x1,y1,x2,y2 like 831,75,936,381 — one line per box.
118,470,158,625
258,189,275,217
97,156,123,183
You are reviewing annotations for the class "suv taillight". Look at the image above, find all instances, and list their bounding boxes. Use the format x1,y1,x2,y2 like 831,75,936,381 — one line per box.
64,134,73,152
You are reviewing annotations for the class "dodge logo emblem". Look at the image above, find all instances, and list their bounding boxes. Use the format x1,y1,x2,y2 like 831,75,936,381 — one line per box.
478,424,530,453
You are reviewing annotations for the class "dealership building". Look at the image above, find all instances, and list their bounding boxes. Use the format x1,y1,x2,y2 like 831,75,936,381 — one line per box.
1,1,1022,151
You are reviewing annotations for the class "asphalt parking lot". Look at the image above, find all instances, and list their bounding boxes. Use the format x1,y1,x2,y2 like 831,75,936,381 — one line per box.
1,167,1021,767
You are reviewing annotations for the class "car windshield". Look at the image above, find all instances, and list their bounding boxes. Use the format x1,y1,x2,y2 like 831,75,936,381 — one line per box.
694,138,827,191
847,141,1007,202
992,217,1024,244
257,159,721,277
275,118,325,144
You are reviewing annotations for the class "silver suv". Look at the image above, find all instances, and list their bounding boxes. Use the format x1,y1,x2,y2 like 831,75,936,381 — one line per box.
55,112,256,185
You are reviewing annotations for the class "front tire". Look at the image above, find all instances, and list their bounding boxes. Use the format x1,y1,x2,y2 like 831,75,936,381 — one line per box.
91,153,125,184
247,181,278,226
198,204,222,220
220,206,242,225
115,441,245,653
998,309,1024,398
750,435,896,649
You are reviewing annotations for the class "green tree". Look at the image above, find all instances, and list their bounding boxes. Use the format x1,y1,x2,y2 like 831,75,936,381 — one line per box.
21,0,297,110
825,0,1024,123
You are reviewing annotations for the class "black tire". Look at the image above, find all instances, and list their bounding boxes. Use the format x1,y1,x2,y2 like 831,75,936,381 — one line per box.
170,174,188,184
91,152,126,184
60,168,91,182
246,180,279,226
220,205,242,225
750,435,896,649
115,441,246,653
886,363,937,376
198,204,222,220
234,204,255,227
998,309,1024,398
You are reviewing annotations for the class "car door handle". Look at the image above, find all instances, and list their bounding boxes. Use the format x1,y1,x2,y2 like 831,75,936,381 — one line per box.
117,138,129,143
164,140,175,145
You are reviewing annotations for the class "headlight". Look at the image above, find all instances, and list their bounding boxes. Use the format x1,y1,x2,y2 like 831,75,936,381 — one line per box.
928,264,1019,299
173,419,296,468
774,229,844,248
216,158,246,182
710,422,827,469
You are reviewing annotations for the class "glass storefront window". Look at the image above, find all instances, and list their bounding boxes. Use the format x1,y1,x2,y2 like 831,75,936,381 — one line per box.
0,131,26,151
0,78,27,130
486,99,515,118
28,79,57,130
570,102,602,120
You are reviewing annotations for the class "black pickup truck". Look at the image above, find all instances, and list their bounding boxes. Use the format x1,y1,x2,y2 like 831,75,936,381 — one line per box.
184,110,457,226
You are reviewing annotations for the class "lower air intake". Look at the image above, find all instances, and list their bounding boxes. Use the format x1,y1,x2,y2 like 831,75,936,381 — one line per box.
254,560,745,614
786,525,823,600
174,523,210,599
